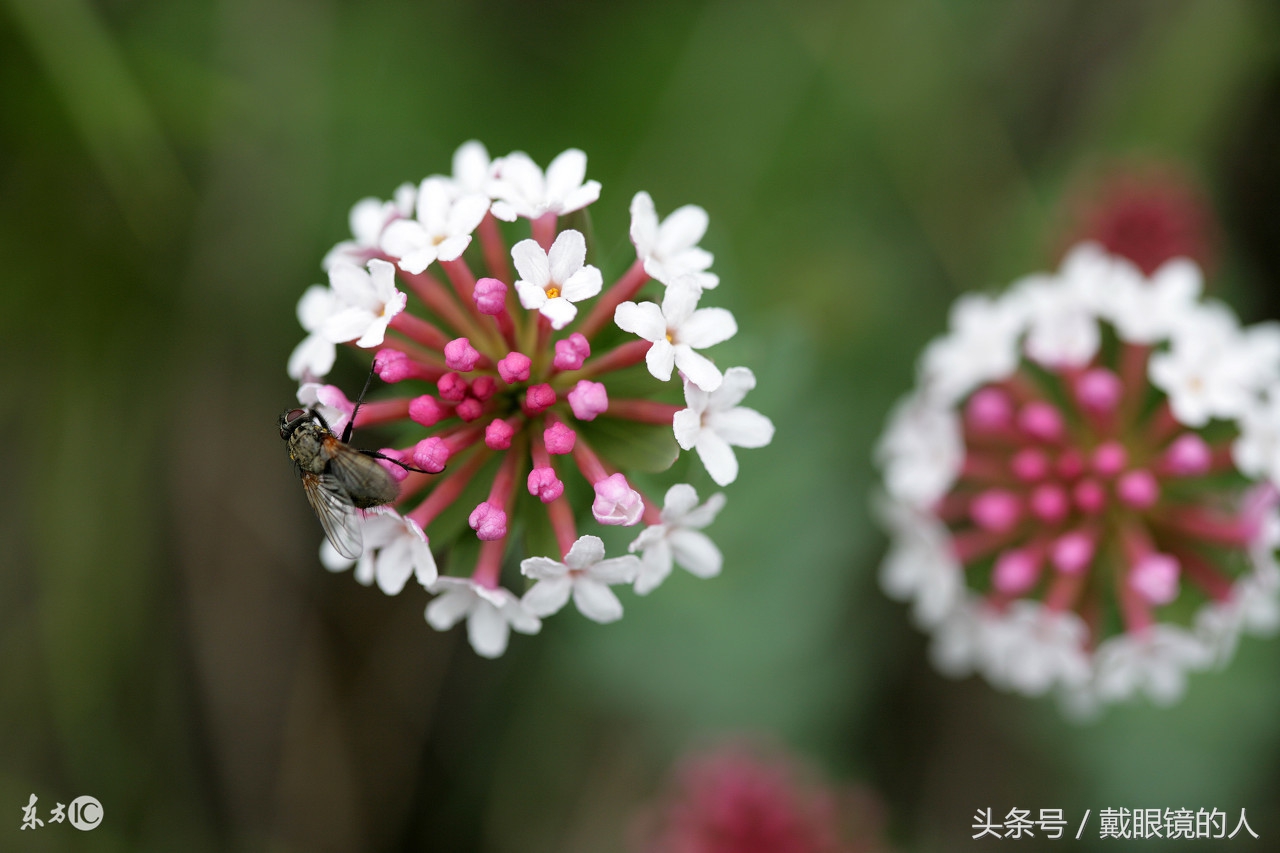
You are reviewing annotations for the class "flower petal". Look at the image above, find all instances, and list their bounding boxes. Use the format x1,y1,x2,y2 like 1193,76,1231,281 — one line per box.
520,556,568,580
521,576,573,617
467,603,511,659
561,265,603,302
711,366,756,410
631,336,671,381
708,406,775,448
672,407,702,450
564,534,607,569
673,346,723,391
696,429,739,486
669,529,722,578
614,301,666,342
572,578,624,623
590,555,641,584
679,307,737,349
512,238,550,287
425,588,473,630
540,297,578,330
548,229,587,284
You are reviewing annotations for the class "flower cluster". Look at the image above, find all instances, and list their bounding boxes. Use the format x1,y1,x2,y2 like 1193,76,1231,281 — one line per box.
289,142,773,657
876,243,1280,712
632,741,888,853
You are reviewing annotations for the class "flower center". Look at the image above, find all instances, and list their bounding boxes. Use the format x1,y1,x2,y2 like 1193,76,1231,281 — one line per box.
545,285,561,299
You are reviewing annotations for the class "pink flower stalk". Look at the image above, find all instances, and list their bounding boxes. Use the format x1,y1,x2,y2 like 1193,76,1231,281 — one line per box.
633,742,887,853
876,243,1280,711
288,142,771,657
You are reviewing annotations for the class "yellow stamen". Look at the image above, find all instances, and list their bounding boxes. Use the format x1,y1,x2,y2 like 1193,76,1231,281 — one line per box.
546,285,561,299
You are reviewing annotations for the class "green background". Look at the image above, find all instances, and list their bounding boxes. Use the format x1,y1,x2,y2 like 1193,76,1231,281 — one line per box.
2,0,1279,850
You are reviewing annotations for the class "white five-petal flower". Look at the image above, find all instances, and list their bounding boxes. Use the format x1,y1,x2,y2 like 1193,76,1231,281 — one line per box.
614,276,736,391
628,484,726,595
319,259,407,348
512,229,602,329
320,507,438,594
288,285,339,380
490,148,601,222
629,191,718,288
425,577,541,659
380,177,490,275
520,535,641,623
673,367,774,486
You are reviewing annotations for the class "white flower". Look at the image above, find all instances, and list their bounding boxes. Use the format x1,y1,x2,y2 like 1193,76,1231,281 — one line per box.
425,577,541,659
1234,392,1280,486
319,507,437,594
629,191,718,288
919,291,1025,405
976,602,1091,697
1092,626,1213,706
319,259,407,348
1105,256,1201,344
520,535,641,623
288,285,339,380
322,183,416,270
1150,303,1280,427
512,229,602,329
380,177,491,275
628,484,726,595
673,367,774,487
874,393,963,509
874,496,962,626
490,148,601,222
451,140,499,198
1017,271,1100,369
614,276,736,391
296,382,354,436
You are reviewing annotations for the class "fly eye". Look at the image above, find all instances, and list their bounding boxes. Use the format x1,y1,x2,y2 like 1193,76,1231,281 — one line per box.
280,408,309,438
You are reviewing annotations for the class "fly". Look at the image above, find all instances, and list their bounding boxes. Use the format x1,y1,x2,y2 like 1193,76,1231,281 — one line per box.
280,366,429,559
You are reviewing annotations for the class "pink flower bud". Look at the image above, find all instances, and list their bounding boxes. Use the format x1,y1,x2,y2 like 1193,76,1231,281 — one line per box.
966,387,1013,432
413,437,450,473
374,448,409,482
970,489,1021,532
375,349,415,383
1117,469,1159,508
470,375,497,401
525,383,556,414
527,467,564,503
544,422,576,455
1056,448,1085,479
455,397,483,421
993,548,1040,595
1029,483,1069,523
1092,441,1128,477
1018,401,1064,442
1073,478,1106,514
498,352,531,384
408,394,445,427
437,372,468,402
1130,553,1180,605
567,380,608,421
553,333,591,370
1011,447,1049,481
592,473,644,526
1163,433,1211,476
473,277,508,315
485,418,515,450
444,337,480,372
1051,530,1095,575
1074,367,1123,413
469,501,508,541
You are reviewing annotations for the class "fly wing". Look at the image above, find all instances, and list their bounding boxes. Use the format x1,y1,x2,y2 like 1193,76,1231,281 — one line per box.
324,439,401,509
302,470,364,560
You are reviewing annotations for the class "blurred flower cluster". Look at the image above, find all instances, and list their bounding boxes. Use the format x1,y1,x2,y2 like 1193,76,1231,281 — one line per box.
632,741,889,853
876,242,1280,713
287,143,773,657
